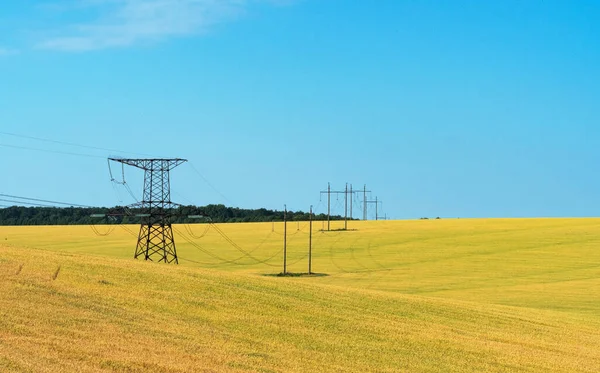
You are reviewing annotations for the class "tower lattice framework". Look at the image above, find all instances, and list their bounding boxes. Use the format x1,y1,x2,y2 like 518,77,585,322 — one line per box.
109,158,187,264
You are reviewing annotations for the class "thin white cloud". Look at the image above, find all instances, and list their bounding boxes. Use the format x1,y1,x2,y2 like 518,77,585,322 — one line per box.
37,0,284,52
0,47,18,56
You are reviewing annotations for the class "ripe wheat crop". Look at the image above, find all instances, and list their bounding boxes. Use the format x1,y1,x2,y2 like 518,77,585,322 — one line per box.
1,218,599,371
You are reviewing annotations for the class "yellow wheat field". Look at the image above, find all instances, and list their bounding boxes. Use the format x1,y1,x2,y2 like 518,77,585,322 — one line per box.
1,218,600,371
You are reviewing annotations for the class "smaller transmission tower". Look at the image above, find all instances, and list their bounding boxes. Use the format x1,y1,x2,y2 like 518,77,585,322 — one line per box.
320,182,359,230
109,158,187,264
364,196,383,221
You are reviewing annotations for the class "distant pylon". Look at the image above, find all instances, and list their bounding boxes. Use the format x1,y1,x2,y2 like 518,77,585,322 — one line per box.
109,158,187,264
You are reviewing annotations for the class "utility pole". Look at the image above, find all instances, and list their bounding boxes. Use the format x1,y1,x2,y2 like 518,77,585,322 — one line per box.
344,183,348,230
283,204,287,274
349,184,353,220
365,197,383,221
363,185,367,221
327,182,330,231
361,184,372,220
320,182,357,230
108,158,186,264
308,205,313,274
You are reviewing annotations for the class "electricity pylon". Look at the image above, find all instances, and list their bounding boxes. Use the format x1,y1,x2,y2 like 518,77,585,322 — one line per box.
109,158,187,264
320,182,360,230
365,196,383,221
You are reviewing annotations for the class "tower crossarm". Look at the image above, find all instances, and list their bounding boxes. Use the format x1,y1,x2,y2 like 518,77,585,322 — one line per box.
106,157,188,264
108,158,187,171
127,201,184,213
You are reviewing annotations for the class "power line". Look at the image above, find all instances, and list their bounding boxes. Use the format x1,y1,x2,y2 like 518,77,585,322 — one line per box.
208,223,280,266
0,193,93,208
119,224,138,238
183,223,211,239
107,159,140,203
108,158,187,264
90,224,117,237
178,256,211,265
175,223,284,267
0,143,105,159
320,182,361,230
0,198,57,208
174,226,276,266
0,131,155,157
364,196,383,220
189,162,234,206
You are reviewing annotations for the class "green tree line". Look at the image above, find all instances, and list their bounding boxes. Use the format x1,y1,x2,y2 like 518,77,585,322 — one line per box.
0,204,349,226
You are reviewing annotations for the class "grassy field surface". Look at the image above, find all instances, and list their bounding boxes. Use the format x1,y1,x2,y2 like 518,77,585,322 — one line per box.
1,218,600,371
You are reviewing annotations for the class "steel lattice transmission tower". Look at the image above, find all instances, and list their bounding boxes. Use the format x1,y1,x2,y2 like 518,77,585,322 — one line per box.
109,158,187,264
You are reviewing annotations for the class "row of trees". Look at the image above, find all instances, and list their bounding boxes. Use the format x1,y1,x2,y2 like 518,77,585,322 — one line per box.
0,204,349,226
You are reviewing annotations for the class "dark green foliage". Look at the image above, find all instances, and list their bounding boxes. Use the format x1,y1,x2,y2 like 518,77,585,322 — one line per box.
0,204,349,226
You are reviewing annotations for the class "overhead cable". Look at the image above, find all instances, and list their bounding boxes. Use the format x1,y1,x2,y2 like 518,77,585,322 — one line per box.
189,162,234,206
0,143,105,159
0,131,155,157
0,193,93,208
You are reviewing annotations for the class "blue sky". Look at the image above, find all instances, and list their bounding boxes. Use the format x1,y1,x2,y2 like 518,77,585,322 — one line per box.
0,0,599,219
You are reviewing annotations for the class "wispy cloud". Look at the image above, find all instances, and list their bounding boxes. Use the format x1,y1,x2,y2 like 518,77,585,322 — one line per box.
37,0,286,52
0,47,18,56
